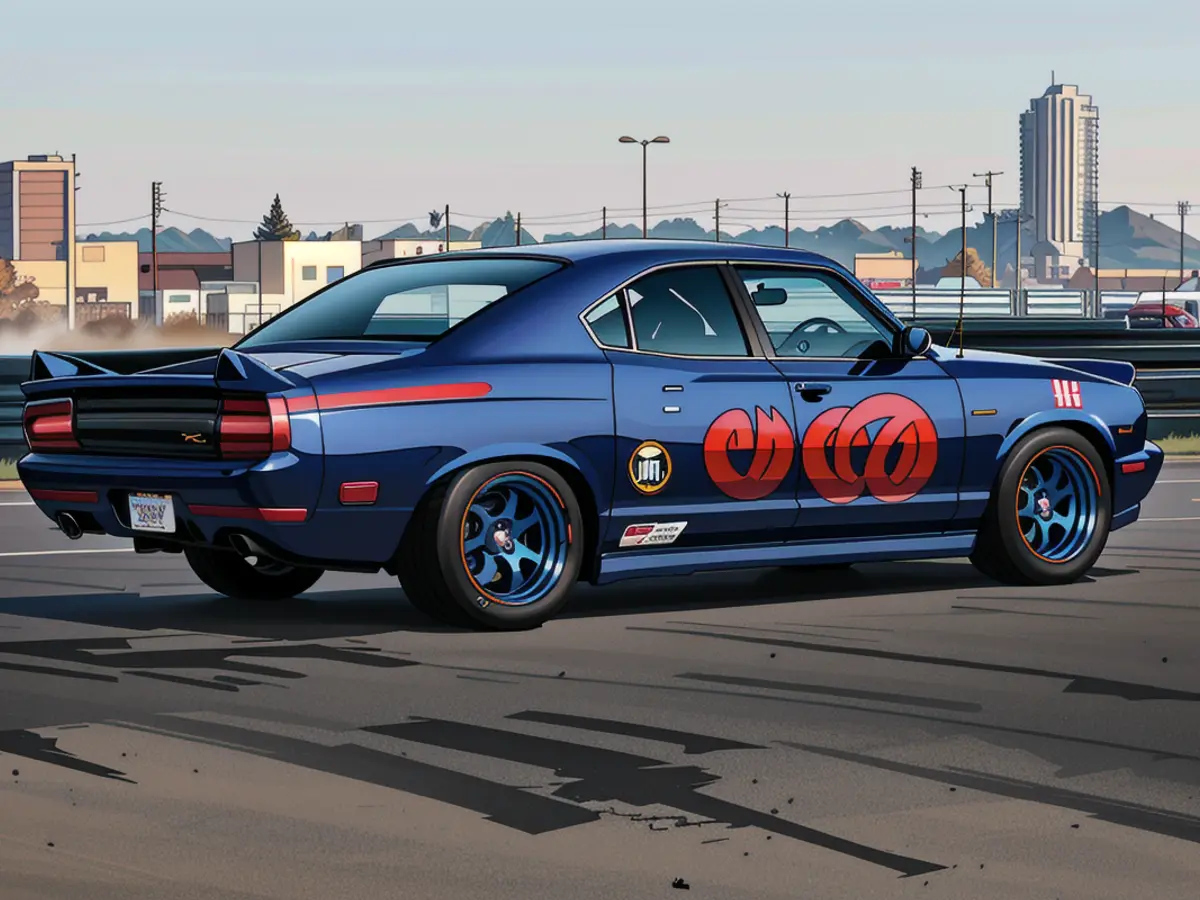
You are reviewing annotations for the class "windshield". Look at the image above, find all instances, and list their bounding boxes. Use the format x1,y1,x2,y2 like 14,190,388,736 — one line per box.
235,257,564,347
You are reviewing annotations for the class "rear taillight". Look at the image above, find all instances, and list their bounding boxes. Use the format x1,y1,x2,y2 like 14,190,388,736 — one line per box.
23,398,79,452
218,395,291,460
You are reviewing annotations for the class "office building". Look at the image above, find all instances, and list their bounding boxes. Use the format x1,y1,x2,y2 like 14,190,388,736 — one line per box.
1019,82,1099,281
0,154,77,324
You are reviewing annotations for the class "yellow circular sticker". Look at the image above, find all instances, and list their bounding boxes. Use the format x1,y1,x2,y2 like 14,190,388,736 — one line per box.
629,440,671,494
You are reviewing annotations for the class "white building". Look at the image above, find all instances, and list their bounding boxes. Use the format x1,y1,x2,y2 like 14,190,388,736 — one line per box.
1019,81,1099,281
230,239,362,318
362,238,482,267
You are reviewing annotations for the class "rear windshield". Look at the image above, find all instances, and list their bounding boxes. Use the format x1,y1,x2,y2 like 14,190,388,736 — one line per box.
235,257,564,347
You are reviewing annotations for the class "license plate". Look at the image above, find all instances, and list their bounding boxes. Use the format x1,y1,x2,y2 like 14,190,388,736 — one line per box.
128,493,175,533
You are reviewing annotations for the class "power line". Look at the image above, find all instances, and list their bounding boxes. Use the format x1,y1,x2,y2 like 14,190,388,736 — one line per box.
77,214,151,227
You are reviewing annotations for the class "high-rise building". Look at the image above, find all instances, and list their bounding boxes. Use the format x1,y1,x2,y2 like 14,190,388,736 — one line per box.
0,154,77,325
1019,82,1099,279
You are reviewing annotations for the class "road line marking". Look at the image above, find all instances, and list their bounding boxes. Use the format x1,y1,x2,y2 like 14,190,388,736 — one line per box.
0,548,135,558
0,501,34,507
1138,516,1200,522
1157,479,1200,484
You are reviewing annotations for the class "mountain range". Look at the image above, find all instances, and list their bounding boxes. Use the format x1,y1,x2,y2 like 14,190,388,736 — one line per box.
79,206,1200,273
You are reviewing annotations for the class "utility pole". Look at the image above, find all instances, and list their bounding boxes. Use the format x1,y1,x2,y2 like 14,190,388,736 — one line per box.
972,170,1003,286
151,181,164,316
1013,212,1032,314
714,199,725,242
515,213,521,246
950,185,968,358
1093,201,1101,317
444,204,450,251
602,206,607,239
910,167,922,319
1179,201,1191,285
777,192,791,247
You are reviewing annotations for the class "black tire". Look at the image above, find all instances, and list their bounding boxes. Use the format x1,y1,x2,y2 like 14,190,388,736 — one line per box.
184,545,325,600
970,426,1112,585
397,461,586,631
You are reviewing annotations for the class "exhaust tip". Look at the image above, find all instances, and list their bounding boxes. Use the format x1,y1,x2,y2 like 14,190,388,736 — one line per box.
229,533,253,557
56,512,83,540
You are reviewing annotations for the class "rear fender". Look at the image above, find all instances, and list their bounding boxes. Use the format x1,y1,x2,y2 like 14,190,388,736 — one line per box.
425,442,605,501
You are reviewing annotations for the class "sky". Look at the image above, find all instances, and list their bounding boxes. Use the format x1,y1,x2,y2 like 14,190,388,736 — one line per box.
6,0,1198,240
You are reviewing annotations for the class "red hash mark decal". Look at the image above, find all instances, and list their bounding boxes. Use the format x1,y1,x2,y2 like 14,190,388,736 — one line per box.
1052,379,1082,409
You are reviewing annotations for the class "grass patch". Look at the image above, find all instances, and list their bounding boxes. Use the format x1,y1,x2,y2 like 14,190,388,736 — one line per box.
0,458,17,481
1157,434,1200,456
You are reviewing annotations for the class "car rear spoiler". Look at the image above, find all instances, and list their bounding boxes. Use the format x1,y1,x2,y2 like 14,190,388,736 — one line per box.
1043,358,1137,386
22,348,300,399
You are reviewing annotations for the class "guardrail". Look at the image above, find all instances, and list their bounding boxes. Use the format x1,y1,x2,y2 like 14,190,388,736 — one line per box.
1,330,1198,462
874,289,1146,319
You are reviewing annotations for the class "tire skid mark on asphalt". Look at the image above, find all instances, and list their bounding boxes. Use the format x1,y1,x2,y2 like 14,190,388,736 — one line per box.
416,659,1200,764
46,709,948,877
781,742,1200,846
673,672,982,713
0,633,420,692
948,604,1100,620
960,594,1200,612
0,727,135,783
664,619,884,643
364,717,945,877
627,626,1200,702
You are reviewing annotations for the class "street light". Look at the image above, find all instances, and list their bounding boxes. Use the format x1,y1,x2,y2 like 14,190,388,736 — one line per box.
619,135,670,237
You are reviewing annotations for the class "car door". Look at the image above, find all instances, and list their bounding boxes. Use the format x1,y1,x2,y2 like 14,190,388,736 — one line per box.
727,264,965,542
582,264,799,553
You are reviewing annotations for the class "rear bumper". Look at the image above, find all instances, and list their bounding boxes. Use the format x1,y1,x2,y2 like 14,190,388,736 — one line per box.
16,452,410,570
1111,439,1164,531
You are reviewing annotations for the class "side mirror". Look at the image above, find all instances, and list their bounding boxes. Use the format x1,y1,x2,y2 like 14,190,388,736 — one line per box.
900,325,932,356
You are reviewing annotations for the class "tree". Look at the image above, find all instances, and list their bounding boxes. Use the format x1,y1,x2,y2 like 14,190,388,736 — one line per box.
0,258,41,318
941,248,993,286
254,194,300,241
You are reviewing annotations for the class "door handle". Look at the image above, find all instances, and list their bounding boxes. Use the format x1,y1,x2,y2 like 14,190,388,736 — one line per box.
796,382,831,401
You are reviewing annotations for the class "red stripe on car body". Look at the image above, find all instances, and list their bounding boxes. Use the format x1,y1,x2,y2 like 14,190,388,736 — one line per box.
29,489,99,503
187,504,308,522
289,382,492,413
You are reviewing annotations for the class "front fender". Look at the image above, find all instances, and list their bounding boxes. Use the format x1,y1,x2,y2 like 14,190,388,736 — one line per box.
996,409,1116,461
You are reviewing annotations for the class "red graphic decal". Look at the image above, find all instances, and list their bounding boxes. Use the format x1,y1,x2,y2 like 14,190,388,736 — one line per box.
285,382,492,413
801,394,938,504
1052,379,1082,409
703,406,795,500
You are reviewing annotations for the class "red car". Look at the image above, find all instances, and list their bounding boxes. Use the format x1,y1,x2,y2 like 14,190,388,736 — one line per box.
1125,302,1198,328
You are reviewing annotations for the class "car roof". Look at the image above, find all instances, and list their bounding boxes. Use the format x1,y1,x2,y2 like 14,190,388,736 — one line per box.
428,238,844,269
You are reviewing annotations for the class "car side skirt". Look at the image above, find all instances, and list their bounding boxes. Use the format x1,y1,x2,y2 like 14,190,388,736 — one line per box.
594,531,978,585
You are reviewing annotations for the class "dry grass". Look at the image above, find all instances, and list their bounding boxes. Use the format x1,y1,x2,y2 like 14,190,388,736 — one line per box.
0,459,17,481
1158,434,1200,456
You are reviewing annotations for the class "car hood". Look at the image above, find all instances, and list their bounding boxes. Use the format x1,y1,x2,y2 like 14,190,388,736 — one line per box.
929,345,1136,386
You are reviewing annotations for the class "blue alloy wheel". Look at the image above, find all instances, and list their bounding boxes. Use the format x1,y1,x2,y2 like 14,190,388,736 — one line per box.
1016,445,1100,564
461,472,570,606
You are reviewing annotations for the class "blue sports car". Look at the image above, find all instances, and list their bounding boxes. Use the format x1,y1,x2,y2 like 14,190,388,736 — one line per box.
18,240,1164,630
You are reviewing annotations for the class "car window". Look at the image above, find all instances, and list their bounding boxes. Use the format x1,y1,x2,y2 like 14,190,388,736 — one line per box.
625,266,750,357
235,257,563,346
583,294,631,348
733,267,892,358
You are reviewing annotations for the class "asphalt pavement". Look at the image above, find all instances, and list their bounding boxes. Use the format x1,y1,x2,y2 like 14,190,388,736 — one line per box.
2,465,1199,900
